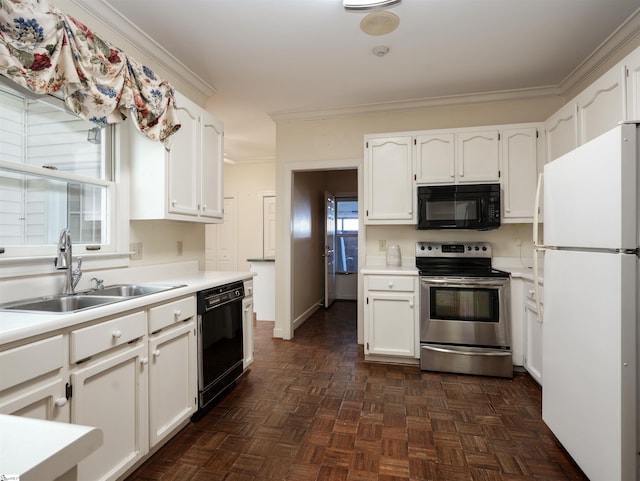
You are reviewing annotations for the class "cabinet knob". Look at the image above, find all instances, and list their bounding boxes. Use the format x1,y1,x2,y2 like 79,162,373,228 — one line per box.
140,357,149,365
153,349,161,358
112,329,122,339
388,282,394,288
202,204,207,210
171,200,177,206
174,309,182,318
244,306,250,313
55,397,67,407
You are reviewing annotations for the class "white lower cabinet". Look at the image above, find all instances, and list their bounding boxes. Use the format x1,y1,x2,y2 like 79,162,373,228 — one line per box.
0,334,68,422
242,279,254,368
70,311,149,481
364,274,418,360
148,320,196,447
71,341,148,481
523,281,543,385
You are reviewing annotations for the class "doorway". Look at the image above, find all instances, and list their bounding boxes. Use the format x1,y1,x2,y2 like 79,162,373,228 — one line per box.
276,159,362,342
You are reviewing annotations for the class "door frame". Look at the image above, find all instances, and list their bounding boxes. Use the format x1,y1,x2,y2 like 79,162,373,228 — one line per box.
276,158,363,341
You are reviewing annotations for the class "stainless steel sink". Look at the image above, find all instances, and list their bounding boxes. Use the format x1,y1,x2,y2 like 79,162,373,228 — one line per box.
1,295,124,313
84,284,184,298
0,284,186,313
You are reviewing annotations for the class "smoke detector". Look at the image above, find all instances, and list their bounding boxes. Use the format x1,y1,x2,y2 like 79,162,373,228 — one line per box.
372,45,390,57
360,10,400,36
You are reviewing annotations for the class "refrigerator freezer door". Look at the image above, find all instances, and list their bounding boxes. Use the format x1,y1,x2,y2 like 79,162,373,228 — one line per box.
543,123,638,250
542,249,637,481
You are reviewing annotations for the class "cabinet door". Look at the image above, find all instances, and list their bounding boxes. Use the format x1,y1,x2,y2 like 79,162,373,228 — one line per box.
576,64,625,145
148,321,196,447
625,47,640,120
456,130,500,182
71,342,148,481
242,296,254,368
415,133,455,184
524,300,543,385
501,127,538,222
545,102,578,163
200,113,224,221
365,136,415,224
365,291,416,357
0,378,68,422
168,94,200,217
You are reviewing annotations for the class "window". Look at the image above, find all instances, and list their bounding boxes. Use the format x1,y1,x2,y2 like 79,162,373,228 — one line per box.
0,81,115,258
335,197,358,273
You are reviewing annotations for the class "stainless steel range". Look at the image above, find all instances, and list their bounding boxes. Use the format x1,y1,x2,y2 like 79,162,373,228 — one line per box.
416,241,512,378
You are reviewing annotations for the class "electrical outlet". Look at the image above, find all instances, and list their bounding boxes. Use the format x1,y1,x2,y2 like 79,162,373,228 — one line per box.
177,241,183,256
130,242,143,260
379,240,387,251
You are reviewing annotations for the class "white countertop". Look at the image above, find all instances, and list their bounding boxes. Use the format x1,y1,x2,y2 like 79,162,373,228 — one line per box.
0,414,102,481
0,268,255,346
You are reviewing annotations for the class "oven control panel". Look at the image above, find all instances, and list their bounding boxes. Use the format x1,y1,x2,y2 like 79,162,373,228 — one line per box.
415,241,492,258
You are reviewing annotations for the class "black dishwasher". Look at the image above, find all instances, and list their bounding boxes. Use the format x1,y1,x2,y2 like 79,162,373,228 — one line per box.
195,281,244,415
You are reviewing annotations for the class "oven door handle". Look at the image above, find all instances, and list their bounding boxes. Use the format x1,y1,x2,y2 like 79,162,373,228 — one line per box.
422,345,512,357
420,277,508,288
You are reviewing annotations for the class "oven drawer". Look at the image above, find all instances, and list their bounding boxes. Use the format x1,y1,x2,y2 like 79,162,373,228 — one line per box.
367,275,415,292
421,344,512,378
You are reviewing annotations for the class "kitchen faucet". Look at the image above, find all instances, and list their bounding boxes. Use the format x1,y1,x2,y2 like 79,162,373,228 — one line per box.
55,228,82,295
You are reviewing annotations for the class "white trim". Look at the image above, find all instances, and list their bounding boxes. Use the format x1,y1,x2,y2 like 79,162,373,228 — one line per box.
292,301,322,331
69,0,215,98
278,158,363,342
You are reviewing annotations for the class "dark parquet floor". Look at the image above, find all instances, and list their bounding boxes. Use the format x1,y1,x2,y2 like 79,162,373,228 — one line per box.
126,300,588,481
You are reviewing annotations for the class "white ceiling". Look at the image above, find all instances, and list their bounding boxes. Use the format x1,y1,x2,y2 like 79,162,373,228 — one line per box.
92,0,640,163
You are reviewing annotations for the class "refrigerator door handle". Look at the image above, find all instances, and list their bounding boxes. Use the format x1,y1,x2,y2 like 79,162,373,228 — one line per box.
533,172,544,323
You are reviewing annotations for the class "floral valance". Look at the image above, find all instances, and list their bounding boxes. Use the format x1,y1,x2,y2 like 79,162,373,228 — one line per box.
0,0,180,145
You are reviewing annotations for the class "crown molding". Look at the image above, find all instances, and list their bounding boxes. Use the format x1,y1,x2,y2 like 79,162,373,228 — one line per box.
69,0,216,99
559,7,640,95
269,85,562,122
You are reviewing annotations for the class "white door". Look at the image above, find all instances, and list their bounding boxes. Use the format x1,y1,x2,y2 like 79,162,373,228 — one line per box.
324,191,336,308
217,196,237,270
262,195,276,258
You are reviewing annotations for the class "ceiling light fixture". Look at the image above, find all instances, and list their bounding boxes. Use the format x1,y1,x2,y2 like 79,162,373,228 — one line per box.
360,11,400,36
344,0,401,11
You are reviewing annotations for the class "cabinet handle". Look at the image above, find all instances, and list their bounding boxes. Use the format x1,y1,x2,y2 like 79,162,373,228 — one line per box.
409,300,414,308
202,204,207,210
171,200,177,206
55,397,67,407
112,329,122,339
247,287,253,294
153,349,161,358
174,309,182,319
244,306,250,313
388,282,394,288
140,357,149,366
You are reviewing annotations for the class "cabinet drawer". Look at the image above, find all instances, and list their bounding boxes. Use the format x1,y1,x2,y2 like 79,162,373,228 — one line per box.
367,275,415,292
0,335,64,391
148,296,195,333
71,311,146,363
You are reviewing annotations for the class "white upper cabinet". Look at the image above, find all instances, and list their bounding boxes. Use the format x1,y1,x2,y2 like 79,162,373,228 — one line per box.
127,91,224,223
456,130,500,183
545,101,578,163
624,47,640,120
501,126,542,222
364,136,415,224
415,133,455,184
415,130,499,184
576,64,626,145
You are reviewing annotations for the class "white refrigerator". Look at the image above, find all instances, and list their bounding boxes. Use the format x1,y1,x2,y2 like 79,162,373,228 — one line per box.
533,122,639,481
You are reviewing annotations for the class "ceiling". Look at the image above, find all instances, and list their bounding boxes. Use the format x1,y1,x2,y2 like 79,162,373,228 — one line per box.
88,0,640,163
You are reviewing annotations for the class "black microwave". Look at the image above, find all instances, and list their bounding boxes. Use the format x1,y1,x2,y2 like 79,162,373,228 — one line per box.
417,183,501,230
